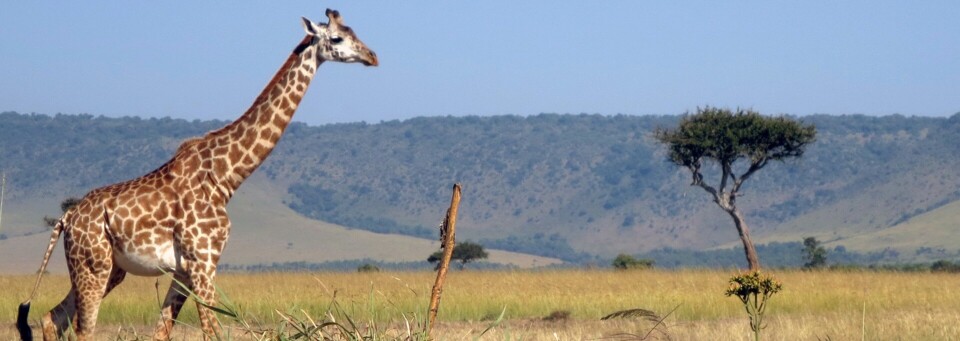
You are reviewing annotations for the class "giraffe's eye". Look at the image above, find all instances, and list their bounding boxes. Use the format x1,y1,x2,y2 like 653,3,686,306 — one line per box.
330,36,344,44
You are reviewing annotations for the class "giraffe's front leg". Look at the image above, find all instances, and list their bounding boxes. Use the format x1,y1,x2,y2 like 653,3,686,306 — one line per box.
189,262,223,340
198,214,230,339
153,272,190,341
157,258,223,340
162,215,230,340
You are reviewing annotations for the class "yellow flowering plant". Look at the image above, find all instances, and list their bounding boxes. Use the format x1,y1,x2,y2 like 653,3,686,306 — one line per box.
725,270,783,341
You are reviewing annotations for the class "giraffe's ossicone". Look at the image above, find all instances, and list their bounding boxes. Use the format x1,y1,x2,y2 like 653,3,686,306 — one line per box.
17,9,377,341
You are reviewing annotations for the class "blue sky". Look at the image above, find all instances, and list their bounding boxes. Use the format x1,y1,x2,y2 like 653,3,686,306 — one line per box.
1,1,957,125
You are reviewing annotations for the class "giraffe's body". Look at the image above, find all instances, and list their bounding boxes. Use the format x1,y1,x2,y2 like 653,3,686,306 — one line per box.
17,9,377,341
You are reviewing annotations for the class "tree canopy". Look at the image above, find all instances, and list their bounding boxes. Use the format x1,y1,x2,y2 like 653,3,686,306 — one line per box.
656,107,816,189
43,197,82,228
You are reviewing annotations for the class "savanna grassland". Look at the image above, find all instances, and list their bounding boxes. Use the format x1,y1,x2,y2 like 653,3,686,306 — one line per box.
3,269,959,340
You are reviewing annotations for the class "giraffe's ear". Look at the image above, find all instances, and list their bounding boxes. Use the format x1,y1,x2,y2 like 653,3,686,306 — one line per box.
302,17,318,35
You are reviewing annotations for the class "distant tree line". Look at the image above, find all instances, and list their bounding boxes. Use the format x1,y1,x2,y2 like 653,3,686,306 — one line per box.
480,233,595,263
218,259,516,273
630,241,959,270
218,248,960,273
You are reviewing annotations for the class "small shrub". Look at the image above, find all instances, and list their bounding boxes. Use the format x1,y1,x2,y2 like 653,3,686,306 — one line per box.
357,263,380,273
931,260,960,273
542,310,571,322
612,253,654,270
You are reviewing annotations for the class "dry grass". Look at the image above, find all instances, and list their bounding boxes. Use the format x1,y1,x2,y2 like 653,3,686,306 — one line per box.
3,269,959,340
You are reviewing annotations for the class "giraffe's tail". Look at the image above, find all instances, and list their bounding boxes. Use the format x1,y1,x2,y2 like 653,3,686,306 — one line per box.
17,302,31,341
18,218,66,340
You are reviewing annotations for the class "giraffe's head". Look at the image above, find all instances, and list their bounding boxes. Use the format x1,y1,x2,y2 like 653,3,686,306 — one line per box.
301,9,378,67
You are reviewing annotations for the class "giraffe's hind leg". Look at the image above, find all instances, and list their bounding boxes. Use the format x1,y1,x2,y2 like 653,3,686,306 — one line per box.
42,267,126,340
75,265,128,340
103,266,128,296
42,288,77,341
59,235,116,340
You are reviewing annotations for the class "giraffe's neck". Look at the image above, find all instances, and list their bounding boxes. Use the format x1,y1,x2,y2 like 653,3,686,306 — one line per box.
198,35,321,195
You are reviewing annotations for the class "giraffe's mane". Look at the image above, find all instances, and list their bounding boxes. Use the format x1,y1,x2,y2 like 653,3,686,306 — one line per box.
176,137,204,153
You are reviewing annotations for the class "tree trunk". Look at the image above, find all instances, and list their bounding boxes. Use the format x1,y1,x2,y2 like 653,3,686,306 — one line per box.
724,207,761,271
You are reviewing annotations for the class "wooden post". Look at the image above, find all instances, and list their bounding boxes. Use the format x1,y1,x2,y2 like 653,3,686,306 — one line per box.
427,183,461,339
0,172,5,235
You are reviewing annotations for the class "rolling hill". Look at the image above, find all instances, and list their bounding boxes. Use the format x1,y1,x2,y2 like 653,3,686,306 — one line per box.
0,172,562,274
1,111,958,269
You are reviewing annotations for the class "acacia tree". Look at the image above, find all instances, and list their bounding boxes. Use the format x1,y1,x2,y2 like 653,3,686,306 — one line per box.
42,197,82,228
611,253,654,270
428,241,489,270
655,107,816,270
802,237,827,269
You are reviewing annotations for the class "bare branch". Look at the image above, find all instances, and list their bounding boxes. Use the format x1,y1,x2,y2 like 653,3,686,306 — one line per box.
719,161,732,195
689,159,704,186
696,181,719,201
690,169,720,205
733,157,768,193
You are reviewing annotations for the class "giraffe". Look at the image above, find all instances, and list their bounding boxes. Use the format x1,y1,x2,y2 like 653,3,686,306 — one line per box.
17,9,377,341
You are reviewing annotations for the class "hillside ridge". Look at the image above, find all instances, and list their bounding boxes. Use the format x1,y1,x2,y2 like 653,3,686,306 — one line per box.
1,111,958,264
